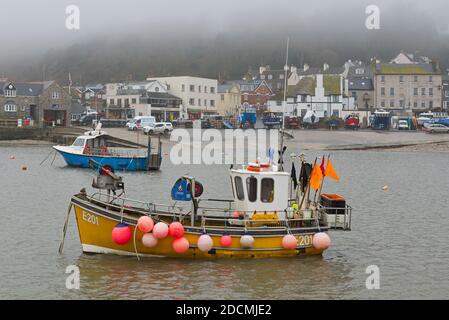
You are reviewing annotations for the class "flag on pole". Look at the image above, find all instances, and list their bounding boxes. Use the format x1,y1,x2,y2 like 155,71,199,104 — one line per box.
320,155,326,176
325,157,340,182
310,162,323,192
290,162,298,190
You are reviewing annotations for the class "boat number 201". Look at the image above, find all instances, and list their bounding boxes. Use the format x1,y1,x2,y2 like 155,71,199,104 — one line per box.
82,211,99,226
297,235,313,247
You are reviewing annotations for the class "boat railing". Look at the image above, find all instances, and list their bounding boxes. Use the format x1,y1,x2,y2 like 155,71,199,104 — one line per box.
84,147,147,158
316,203,352,231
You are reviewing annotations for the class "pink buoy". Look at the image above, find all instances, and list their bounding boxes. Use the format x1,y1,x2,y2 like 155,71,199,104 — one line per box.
232,211,240,218
168,222,184,239
240,235,255,249
197,234,213,252
282,234,298,250
220,235,232,247
312,232,331,250
172,237,190,254
153,222,169,239
137,216,154,233
142,233,158,248
111,223,132,245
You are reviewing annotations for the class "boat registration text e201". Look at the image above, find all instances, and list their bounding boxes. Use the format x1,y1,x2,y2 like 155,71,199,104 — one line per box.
297,235,313,247
82,211,99,226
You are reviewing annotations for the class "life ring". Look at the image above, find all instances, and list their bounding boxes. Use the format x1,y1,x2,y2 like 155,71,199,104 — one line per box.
247,162,270,172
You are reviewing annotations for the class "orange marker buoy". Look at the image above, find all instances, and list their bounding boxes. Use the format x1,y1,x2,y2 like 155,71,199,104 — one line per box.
382,185,389,191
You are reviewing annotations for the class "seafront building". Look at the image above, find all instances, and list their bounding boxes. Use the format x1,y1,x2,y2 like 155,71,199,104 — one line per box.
217,84,241,116
146,76,218,119
373,53,442,113
104,80,182,121
0,79,71,126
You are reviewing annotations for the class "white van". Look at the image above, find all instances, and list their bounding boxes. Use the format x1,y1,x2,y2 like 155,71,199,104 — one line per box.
127,116,156,131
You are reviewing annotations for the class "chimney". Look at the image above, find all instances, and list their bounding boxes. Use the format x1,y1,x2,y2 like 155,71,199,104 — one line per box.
259,65,267,75
323,63,329,71
290,65,297,74
303,64,310,72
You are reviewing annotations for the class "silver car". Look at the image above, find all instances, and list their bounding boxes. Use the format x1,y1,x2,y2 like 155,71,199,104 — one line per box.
425,124,449,134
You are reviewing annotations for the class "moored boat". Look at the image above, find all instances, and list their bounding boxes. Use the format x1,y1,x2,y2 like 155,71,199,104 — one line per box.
53,123,162,171
61,158,352,259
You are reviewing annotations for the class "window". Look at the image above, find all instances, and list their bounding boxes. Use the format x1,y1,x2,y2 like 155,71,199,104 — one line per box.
182,84,185,92
414,88,418,96
4,104,17,112
421,88,426,96
261,178,274,203
399,76,404,83
429,101,433,108
210,87,215,94
381,101,385,108
132,98,137,104
198,99,201,106
429,76,433,83
381,88,385,96
221,94,225,101
421,101,426,108
52,91,60,99
72,138,85,147
268,75,273,80
381,75,385,83
260,75,265,80
276,100,282,106
279,74,284,79
204,86,207,93
414,76,418,82
400,100,405,108
189,98,194,105
204,99,207,107
390,100,394,108
125,99,129,107
332,95,339,103
414,101,418,108
198,86,201,93
246,177,258,202
117,99,122,107
429,88,433,96
390,88,395,96
352,91,357,98
190,85,195,92
235,176,244,201
243,94,249,101
155,87,160,92
210,100,215,107
109,99,114,105
301,95,307,102
356,68,364,75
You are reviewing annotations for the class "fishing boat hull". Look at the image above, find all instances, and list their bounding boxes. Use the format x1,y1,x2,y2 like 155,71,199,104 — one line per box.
71,196,326,259
54,148,148,171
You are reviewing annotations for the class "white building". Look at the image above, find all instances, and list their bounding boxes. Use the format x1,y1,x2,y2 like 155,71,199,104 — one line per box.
146,76,218,119
104,80,182,120
268,74,354,119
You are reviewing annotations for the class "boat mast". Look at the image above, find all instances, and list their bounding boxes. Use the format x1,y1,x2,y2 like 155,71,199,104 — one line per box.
280,37,290,171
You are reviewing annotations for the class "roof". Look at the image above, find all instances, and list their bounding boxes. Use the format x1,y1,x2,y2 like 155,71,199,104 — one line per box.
282,75,341,98
0,80,55,96
375,63,440,75
297,66,345,76
348,78,374,91
145,92,182,100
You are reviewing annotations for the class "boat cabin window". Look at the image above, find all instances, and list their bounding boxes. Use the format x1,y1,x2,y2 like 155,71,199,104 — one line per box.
234,176,244,201
246,177,257,202
261,178,274,203
72,138,85,147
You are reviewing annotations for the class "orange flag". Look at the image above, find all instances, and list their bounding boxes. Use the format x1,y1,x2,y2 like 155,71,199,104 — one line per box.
325,158,340,182
310,163,323,191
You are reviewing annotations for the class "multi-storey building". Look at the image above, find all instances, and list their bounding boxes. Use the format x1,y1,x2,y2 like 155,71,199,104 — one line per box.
373,54,442,113
146,76,218,119
217,84,241,116
0,79,71,126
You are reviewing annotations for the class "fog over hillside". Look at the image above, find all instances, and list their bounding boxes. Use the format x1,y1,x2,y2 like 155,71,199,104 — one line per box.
1,0,449,84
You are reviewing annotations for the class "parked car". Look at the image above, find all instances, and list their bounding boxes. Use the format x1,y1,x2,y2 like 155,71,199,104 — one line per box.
143,122,173,135
127,116,156,131
424,123,449,134
77,113,99,126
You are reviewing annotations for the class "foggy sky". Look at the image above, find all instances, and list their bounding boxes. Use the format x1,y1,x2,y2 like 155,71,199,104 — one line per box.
2,0,449,81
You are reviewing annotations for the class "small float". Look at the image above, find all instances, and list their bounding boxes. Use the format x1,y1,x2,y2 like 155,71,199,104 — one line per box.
60,155,352,259
53,123,162,171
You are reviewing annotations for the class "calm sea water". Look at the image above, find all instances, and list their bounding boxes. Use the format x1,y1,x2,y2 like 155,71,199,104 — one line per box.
0,143,448,299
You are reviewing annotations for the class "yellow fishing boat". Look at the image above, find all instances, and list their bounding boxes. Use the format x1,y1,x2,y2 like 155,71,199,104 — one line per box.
60,158,352,259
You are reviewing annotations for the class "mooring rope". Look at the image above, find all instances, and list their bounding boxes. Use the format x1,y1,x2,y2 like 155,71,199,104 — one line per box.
132,226,141,261
58,203,73,254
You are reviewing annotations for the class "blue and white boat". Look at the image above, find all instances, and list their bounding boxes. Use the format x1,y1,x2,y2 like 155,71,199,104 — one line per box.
53,124,162,171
